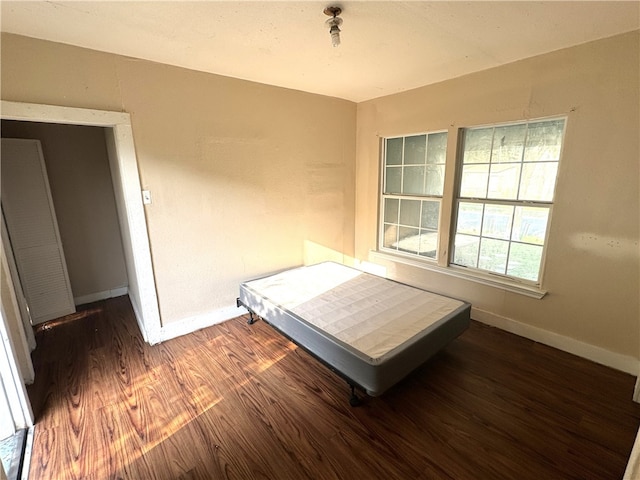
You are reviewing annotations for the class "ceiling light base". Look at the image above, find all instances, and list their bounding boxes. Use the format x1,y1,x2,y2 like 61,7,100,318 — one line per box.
323,6,342,17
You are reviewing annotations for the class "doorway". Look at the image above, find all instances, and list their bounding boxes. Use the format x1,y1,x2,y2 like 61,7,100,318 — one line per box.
0,101,161,343
0,103,162,473
1,123,131,322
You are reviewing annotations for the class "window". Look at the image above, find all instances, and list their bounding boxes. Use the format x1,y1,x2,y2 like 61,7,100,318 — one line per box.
379,118,565,289
453,119,564,283
380,132,447,259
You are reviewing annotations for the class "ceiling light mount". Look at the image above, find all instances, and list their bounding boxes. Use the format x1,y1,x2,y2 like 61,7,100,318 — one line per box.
323,6,343,48
323,6,342,17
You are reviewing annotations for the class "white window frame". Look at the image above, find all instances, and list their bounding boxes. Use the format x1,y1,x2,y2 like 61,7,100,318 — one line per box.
378,131,448,262
376,116,567,299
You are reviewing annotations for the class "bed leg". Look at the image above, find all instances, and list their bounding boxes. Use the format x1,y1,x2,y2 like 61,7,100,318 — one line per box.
348,383,361,407
237,297,258,325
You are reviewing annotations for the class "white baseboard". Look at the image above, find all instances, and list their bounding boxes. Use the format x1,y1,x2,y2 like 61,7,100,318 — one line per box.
633,376,640,403
74,287,128,306
158,304,248,343
472,307,639,375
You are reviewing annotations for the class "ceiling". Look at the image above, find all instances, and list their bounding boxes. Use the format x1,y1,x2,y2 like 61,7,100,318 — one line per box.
1,1,639,102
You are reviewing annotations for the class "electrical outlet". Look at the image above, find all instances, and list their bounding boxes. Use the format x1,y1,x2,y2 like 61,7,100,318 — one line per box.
142,190,152,205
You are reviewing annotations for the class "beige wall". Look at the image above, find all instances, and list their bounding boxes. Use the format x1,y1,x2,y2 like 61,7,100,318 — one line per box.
2,30,636,365
1,121,128,300
1,33,356,325
356,31,640,360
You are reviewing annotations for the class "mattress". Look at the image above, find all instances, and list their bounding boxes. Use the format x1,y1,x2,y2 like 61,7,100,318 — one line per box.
238,262,470,397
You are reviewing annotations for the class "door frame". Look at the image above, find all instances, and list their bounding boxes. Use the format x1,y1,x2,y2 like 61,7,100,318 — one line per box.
0,304,34,434
1,210,36,352
1,101,162,343
1,212,35,385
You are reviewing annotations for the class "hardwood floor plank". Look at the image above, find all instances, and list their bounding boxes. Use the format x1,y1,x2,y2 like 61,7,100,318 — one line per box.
26,296,640,479
102,407,171,480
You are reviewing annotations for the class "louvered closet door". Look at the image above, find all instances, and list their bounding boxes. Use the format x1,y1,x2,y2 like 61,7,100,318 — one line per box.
1,138,75,324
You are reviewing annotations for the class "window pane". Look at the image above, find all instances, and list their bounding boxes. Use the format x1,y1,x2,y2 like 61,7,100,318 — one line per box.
488,163,520,200
453,234,479,267
385,166,401,194
398,227,420,254
456,202,483,235
460,164,489,198
424,165,445,196
404,135,427,165
478,238,509,274
524,120,564,162
419,229,438,258
463,128,493,164
421,200,440,230
519,162,558,201
386,138,403,165
482,204,513,240
402,166,426,195
512,207,549,245
507,243,543,281
383,224,398,249
399,199,421,227
383,197,399,224
427,132,447,164
491,124,526,163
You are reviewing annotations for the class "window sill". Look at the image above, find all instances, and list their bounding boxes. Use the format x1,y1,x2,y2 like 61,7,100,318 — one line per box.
369,250,547,299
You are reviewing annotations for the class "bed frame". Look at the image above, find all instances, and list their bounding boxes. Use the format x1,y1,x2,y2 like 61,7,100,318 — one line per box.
237,262,471,406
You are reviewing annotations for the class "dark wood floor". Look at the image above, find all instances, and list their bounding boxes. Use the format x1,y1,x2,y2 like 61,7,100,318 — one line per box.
27,296,640,479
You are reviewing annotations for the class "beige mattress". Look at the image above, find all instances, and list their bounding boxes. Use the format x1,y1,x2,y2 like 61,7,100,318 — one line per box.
239,262,471,396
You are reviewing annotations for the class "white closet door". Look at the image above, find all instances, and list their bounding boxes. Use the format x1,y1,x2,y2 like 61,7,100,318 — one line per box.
1,138,75,324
